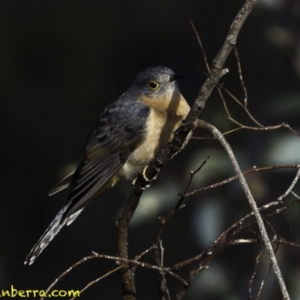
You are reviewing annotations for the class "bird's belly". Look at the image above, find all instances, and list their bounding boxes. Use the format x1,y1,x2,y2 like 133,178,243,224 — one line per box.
119,109,176,180
121,138,158,179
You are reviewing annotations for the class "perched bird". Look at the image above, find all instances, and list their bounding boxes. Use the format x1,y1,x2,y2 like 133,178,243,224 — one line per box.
25,66,190,265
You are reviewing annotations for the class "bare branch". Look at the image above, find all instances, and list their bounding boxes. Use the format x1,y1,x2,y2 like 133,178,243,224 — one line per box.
190,20,211,74
117,189,141,299
172,196,300,270
249,249,265,300
70,266,123,300
197,119,290,300
234,47,248,106
278,168,300,201
185,164,300,197
256,244,280,300
41,253,100,300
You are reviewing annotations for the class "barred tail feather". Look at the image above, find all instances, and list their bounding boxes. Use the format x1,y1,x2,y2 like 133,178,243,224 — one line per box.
25,203,74,265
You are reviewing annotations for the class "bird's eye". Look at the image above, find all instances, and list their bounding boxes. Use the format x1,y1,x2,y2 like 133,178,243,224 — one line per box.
148,80,160,90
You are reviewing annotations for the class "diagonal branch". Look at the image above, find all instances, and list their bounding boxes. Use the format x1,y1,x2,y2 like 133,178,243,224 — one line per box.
197,119,290,300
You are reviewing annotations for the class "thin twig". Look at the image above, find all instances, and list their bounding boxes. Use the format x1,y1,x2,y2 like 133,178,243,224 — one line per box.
41,253,99,299
154,157,209,255
173,197,300,298
218,78,264,127
172,197,300,271
192,122,300,137
278,168,300,201
70,266,123,300
43,247,156,300
249,249,265,299
292,191,300,199
157,240,171,300
90,252,188,286
255,244,280,300
234,47,248,106
185,164,300,197
179,156,210,198
190,20,211,74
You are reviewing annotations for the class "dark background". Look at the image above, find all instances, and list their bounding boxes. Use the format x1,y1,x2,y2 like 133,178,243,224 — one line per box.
1,0,300,299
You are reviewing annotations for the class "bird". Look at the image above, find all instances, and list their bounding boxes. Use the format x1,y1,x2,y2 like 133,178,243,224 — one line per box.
25,66,191,265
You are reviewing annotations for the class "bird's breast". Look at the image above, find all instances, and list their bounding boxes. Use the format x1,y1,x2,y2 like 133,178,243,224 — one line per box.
119,97,190,180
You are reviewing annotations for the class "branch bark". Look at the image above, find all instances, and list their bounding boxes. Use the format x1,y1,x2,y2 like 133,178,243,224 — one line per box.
117,190,142,299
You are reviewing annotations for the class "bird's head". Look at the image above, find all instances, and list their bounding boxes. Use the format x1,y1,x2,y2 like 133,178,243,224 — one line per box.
129,66,184,99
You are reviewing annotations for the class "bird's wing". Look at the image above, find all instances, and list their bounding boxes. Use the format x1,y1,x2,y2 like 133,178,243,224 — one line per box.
63,99,150,219
25,98,150,265
48,170,75,196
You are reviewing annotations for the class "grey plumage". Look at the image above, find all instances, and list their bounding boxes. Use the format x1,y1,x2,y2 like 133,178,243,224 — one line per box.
25,66,190,265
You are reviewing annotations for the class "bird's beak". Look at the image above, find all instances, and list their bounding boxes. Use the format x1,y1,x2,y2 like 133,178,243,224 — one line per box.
169,73,184,82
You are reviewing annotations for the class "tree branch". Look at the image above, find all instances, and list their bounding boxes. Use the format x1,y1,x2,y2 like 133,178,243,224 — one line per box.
197,119,290,300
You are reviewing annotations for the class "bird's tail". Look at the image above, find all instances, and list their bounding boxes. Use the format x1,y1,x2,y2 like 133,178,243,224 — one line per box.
24,202,77,265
